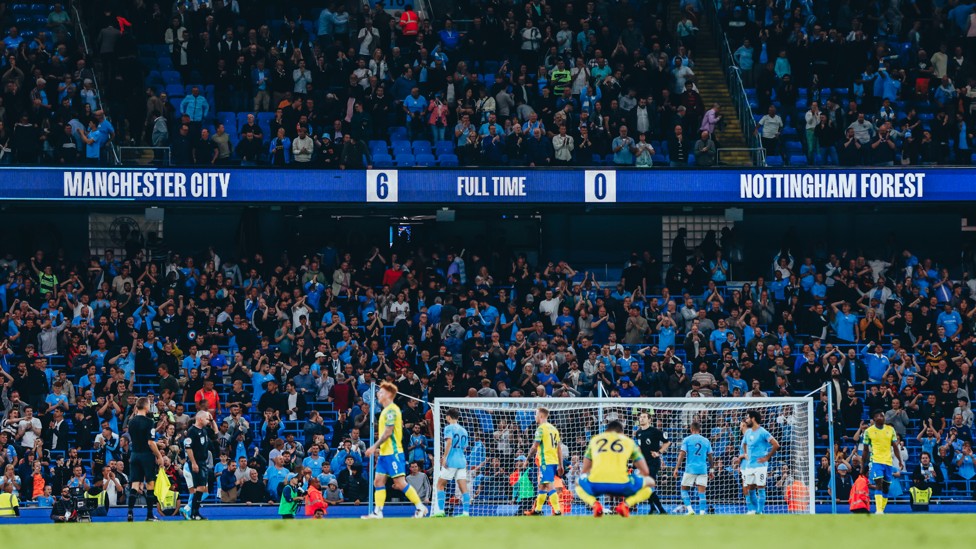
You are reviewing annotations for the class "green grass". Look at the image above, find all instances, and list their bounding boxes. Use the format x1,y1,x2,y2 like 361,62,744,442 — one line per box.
1,515,972,548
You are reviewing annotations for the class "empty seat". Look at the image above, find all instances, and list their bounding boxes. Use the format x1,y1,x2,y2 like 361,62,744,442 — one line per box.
412,141,431,154
257,112,276,123
156,58,174,70
153,45,170,57
591,154,603,165
388,126,407,137
766,155,784,166
161,71,181,85
789,155,808,166
165,84,185,98
652,154,667,164
395,153,415,167
438,154,458,167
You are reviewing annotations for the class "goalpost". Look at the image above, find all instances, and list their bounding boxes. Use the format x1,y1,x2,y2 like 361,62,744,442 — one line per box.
431,397,815,516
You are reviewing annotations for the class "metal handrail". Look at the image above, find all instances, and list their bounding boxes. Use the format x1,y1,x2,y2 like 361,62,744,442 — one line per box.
72,4,119,165
717,147,765,166
705,0,765,167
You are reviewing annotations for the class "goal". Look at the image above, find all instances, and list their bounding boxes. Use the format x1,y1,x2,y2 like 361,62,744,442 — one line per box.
430,397,815,516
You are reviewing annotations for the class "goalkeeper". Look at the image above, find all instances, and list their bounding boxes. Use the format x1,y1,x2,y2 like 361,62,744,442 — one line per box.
574,421,656,517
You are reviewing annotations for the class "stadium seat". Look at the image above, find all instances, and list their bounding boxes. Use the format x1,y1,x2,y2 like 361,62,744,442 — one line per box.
236,112,252,128
591,154,603,165
392,144,412,157
153,45,170,57
416,154,436,167
388,126,407,138
156,58,174,71
438,154,458,166
766,155,784,166
396,154,416,167
789,155,808,166
652,154,667,164
373,153,393,164
257,112,276,124
161,71,181,85
165,84,185,98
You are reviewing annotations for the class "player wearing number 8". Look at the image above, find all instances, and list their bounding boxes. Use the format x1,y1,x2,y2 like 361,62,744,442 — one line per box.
737,410,780,515
525,407,563,516
574,420,656,517
362,382,429,520
433,408,470,517
673,421,713,515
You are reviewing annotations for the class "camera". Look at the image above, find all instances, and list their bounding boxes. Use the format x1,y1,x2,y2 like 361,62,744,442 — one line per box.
68,486,99,523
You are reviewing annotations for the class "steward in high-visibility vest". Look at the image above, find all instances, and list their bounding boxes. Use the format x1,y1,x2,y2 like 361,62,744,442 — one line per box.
0,486,19,517
785,480,809,512
398,7,419,37
849,474,870,513
910,483,931,512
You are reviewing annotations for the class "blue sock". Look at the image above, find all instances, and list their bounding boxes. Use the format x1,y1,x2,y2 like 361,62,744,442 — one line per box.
698,492,707,514
681,490,691,508
756,489,766,514
437,490,446,513
462,492,471,515
746,491,756,512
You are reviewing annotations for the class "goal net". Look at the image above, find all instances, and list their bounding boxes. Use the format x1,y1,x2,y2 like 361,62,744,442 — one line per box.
430,397,815,516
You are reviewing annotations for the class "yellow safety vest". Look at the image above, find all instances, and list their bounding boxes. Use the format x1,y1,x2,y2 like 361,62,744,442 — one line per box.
0,493,18,517
910,486,931,505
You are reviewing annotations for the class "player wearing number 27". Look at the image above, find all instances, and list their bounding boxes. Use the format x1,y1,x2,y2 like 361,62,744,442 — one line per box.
434,408,471,517
574,420,656,517
362,382,429,519
525,407,564,515
674,421,713,515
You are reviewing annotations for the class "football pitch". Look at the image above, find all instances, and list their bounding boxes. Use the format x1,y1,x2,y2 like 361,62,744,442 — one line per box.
1,515,972,548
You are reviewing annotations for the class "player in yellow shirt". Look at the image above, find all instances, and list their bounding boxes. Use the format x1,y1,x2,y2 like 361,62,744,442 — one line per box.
859,409,903,515
362,381,429,519
525,407,564,516
575,420,656,517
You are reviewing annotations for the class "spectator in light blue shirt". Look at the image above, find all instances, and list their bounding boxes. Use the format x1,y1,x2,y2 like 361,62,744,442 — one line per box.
180,86,209,127
709,251,729,284
612,126,636,165
831,301,858,343
438,20,460,51
937,304,963,339
3,27,23,50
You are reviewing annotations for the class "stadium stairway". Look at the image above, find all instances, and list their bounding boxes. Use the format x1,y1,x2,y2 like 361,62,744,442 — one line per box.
671,3,751,166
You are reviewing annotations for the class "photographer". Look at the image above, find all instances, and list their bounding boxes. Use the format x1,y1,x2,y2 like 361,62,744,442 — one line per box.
50,485,73,522
277,474,305,519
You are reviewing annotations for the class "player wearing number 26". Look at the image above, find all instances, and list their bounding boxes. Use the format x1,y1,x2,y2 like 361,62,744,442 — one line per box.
574,420,656,517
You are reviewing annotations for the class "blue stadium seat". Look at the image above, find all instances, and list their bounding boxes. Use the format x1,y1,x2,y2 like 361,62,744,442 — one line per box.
412,141,431,154
687,154,696,165
438,154,458,167
392,144,412,156
766,155,784,166
32,14,46,24
257,112,276,124
10,4,28,13
416,154,436,167
789,155,808,166
373,153,393,164
138,44,153,55
652,154,667,164
146,71,162,85
388,126,407,137
161,71,181,85
165,84,185,98
156,58,174,70
153,45,170,57
396,154,415,167
484,73,495,87
785,141,803,153
433,140,452,149
591,154,603,165
237,112,252,128
605,154,616,165
485,61,500,74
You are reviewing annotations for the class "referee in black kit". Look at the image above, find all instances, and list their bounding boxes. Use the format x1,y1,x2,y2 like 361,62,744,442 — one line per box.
128,397,164,522
183,411,212,521
635,409,670,514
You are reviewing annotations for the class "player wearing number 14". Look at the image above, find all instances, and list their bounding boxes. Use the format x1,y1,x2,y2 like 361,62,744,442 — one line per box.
433,408,471,517
525,407,564,516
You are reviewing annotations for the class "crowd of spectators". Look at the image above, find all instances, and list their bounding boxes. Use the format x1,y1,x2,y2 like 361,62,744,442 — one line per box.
725,0,976,165
47,0,743,167
0,224,974,513
0,4,116,164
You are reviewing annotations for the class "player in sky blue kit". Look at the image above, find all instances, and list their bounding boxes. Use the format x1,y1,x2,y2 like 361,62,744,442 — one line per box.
737,410,780,514
434,408,471,517
673,421,713,515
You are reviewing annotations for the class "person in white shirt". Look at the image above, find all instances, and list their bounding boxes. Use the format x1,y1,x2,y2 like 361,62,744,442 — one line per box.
754,105,785,159
551,125,574,165
539,289,561,325
804,100,821,163
291,125,314,163
391,293,410,322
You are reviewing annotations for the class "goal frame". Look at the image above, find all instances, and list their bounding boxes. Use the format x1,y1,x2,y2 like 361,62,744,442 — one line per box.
431,397,816,515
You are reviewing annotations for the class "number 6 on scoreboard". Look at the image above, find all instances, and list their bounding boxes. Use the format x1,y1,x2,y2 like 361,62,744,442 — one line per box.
367,170,398,202
585,170,616,203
